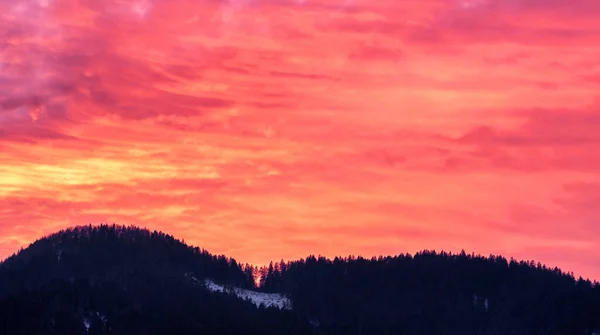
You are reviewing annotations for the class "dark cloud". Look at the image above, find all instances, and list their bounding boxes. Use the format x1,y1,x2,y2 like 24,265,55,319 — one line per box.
451,108,600,171
458,109,600,147
0,0,249,130
0,124,80,143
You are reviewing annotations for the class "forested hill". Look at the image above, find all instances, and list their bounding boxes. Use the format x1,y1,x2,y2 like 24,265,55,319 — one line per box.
0,224,599,335
0,224,255,295
257,252,600,334
0,225,315,335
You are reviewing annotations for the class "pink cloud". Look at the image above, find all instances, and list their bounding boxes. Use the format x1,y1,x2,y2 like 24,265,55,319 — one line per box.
0,0,600,281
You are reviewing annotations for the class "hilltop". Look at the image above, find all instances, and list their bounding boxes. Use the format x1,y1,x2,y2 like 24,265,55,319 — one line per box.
0,224,599,335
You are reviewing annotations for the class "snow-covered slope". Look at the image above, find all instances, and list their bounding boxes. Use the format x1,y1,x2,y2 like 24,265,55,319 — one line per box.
204,279,291,310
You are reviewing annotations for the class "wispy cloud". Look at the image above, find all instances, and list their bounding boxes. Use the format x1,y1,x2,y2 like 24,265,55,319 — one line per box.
1,0,600,280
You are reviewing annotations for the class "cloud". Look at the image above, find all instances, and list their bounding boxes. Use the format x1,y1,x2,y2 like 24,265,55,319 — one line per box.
0,0,600,281
451,107,600,172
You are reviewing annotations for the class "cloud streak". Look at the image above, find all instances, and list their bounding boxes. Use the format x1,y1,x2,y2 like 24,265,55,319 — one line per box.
1,0,600,280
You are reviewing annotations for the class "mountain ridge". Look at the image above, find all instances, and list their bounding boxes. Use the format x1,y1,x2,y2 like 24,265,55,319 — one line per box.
4,223,596,285
1,224,599,335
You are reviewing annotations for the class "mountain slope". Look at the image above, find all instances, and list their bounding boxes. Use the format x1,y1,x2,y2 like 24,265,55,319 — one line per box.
1,224,599,335
257,253,600,335
0,224,314,335
203,278,291,309
0,224,254,293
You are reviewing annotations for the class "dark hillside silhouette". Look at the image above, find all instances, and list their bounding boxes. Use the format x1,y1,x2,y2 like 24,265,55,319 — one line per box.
257,252,600,334
0,224,599,335
0,224,313,335
0,224,255,294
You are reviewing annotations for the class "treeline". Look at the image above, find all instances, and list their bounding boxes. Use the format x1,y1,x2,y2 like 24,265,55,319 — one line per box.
257,251,600,335
0,224,255,296
0,274,315,334
0,224,315,334
1,225,599,334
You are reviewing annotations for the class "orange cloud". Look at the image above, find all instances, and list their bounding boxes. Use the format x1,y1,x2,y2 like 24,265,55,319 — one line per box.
1,0,600,280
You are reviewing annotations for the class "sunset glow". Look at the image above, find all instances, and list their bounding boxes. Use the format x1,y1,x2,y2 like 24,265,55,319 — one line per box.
1,0,600,280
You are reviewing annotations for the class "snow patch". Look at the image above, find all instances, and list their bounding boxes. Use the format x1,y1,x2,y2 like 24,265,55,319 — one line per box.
473,294,489,311
95,311,107,325
57,249,63,263
83,317,91,331
204,278,291,310
81,311,107,332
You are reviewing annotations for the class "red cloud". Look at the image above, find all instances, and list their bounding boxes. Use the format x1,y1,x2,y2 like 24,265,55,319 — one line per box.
1,0,600,281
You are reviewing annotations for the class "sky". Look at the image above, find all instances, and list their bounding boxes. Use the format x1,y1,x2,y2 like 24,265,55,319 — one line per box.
1,0,600,280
